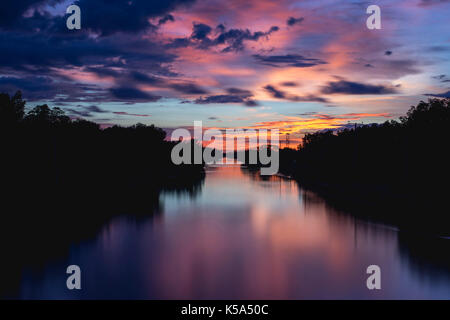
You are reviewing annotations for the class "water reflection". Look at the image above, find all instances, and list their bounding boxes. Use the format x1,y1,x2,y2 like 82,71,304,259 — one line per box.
5,166,450,299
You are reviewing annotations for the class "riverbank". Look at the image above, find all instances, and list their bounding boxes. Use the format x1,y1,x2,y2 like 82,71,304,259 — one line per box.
276,98,450,236
0,92,206,297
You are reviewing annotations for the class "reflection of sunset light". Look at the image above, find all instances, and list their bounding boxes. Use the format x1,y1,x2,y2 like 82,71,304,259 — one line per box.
142,166,364,298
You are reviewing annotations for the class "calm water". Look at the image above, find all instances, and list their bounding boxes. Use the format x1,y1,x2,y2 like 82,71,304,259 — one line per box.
15,166,450,299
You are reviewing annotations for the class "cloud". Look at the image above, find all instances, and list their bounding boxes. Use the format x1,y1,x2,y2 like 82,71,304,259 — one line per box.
263,85,285,99
127,72,207,94
286,17,304,26
0,75,113,102
195,87,258,106
0,0,444,116
385,50,393,56
113,111,151,117
158,14,175,25
195,95,256,105
424,91,450,98
0,0,58,28
168,23,279,52
0,28,178,80
263,85,328,102
109,87,161,101
432,74,450,83
321,80,398,95
191,22,212,40
85,105,108,113
253,54,327,68
250,112,393,136
280,81,300,87
169,83,208,94
66,108,92,118
72,0,196,36
0,75,53,95
129,71,165,85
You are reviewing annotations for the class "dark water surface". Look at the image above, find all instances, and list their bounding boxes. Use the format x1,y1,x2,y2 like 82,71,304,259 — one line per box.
13,166,450,299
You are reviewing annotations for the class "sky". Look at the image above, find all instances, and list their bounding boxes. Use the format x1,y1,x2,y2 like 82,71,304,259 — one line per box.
1,0,449,146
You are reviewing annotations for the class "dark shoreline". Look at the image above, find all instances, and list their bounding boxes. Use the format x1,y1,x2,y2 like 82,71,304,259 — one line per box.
283,171,450,237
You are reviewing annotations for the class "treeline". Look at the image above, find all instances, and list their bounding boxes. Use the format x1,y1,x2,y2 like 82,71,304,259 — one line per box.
0,91,204,297
0,91,204,193
279,98,450,233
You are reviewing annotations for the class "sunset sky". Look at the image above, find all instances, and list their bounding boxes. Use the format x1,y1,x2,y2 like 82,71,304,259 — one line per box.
1,0,449,145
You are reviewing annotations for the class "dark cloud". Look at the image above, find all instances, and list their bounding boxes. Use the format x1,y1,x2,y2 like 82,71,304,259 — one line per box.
169,23,279,52
0,0,58,28
66,108,92,118
0,75,53,95
286,17,304,26
66,104,108,118
424,91,450,98
365,64,374,68
109,87,161,102
195,95,250,104
72,0,195,36
129,71,207,95
85,105,108,113
0,29,177,75
263,85,328,102
0,1,189,104
127,72,207,95
280,81,299,87
264,85,285,99
195,88,258,106
253,54,327,68
217,26,279,52
191,23,212,40
226,88,253,96
158,14,175,25
113,111,151,117
385,50,393,56
243,100,259,107
0,75,112,102
321,80,398,95
0,0,194,35
129,71,165,85
169,83,208,94
432,74,446,80
432,74,450,83
0,1,282,103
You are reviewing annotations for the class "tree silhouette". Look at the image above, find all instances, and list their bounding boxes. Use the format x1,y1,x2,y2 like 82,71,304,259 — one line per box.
24,104,71,125
278,98,450,233
0,90,25,125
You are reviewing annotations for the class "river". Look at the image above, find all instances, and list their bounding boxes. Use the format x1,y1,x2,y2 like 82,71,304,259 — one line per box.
14,165,450,299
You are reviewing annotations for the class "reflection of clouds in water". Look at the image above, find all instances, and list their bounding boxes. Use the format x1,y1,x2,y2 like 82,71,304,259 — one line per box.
146,166,450,299
12,166,450,299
